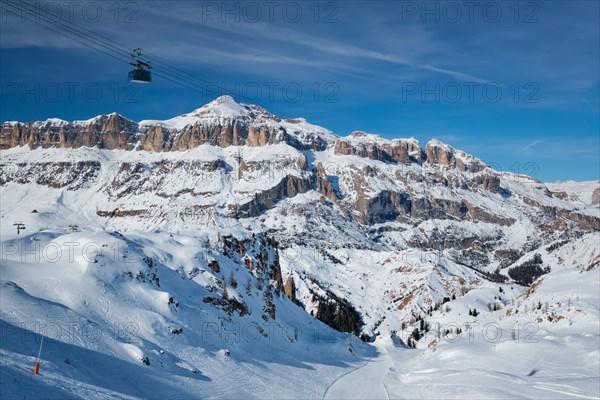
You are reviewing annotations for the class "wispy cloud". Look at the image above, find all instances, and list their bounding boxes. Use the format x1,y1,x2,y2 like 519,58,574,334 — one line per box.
161,9,491,83
521,140,545,152
582,98,599,114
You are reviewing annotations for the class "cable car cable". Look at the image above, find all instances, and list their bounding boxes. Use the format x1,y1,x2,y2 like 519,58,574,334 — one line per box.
5,2,214,97
9,0,297,119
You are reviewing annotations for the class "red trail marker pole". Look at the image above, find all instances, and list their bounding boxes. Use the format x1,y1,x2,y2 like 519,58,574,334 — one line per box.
34,335,44,375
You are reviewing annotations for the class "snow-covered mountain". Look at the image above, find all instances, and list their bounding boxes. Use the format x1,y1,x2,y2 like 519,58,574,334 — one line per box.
1,96,598,399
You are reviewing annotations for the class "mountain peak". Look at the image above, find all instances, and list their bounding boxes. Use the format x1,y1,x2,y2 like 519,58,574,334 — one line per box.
209,94,240,105
73,112,132,126
192,95,247,117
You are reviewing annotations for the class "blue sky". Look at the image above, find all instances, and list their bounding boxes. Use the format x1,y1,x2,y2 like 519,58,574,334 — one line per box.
1,0,598,182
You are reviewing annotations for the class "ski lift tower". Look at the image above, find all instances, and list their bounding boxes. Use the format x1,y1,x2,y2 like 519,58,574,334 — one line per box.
13,222,25,235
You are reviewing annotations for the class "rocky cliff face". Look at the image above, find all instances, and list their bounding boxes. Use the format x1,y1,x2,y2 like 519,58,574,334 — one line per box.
2,96,597,233
0,96,334,152
3,96,597,231
334,132,423,164
0,97,478,174
424,139,486,172
0,113,139,150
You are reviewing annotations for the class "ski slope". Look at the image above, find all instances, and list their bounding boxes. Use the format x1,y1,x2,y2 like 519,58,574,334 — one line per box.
0,228,370,399
326,266,600,399
324,342,393,400
1,217,597,399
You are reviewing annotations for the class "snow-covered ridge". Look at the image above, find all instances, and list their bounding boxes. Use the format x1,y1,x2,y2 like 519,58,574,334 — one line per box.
1,95,478,167
546,180,600,206
345,130,420,146
139,95,275,130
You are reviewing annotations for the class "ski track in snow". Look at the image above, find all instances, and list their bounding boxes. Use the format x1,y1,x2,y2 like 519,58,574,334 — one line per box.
324,342,392,400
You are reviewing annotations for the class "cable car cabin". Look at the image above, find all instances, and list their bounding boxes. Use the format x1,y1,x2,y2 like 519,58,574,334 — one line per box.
128,69,151,83
128,48,151,83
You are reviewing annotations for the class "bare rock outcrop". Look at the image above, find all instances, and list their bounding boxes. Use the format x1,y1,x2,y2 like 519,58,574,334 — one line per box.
424,140,486,172
473,173,501,193
333,132,422,164
0,114,138,150
314,162,338,201
283,275,299,305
